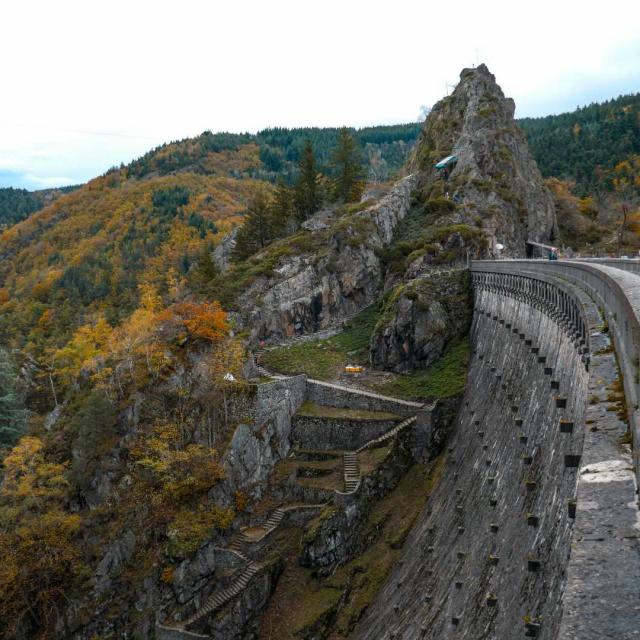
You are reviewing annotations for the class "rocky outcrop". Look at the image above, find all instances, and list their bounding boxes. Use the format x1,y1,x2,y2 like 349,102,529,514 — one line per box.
171,546,243,605
371,270,472,372
236,174,418,343
221,375,306,499
212,228,238,272
411,64,557,257
92,530,136,596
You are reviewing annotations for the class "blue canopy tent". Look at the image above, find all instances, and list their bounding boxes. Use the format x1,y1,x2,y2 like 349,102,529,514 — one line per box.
434,154,458,170
434,154,458,179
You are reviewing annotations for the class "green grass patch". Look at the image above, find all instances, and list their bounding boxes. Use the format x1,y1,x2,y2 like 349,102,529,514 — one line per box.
296,401,401,422
261,305,381,380
257,529,342,638
375,338,470,401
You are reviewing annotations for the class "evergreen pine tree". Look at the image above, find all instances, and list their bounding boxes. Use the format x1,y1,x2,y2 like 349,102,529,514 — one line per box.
331,127,365,203
270,176,295,235
294,140,321,220
0,348,27,446
232,189,274,261
189,245,219,294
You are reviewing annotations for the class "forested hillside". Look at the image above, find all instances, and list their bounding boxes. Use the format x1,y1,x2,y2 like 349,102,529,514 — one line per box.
0,185,78,230
3,94,637,232
0,125,419,234
0,139,269,638
126,124,421,184
0,172,260,370
519,93,640,195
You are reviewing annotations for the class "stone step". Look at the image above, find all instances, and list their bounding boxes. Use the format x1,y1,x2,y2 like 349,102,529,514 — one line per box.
181,563,261,628
155,623,209,640
356,416,417,453
342,452,360,493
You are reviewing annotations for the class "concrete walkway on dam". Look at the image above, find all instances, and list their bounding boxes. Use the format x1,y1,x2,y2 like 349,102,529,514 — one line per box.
351,260,640,640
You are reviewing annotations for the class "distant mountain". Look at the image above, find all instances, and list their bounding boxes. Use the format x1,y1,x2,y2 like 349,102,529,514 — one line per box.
3,94,637,234
519,93,640,195
125,124,422,184
0,185,79,229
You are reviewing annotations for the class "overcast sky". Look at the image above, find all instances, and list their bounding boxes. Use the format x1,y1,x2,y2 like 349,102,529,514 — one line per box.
1,0,639,190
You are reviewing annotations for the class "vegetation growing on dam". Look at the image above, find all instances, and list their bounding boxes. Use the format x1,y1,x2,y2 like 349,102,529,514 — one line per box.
258,457,445,639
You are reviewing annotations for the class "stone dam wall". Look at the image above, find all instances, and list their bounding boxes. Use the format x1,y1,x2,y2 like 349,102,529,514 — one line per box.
350,259,640,640
478,260,640,479
353,270,592,640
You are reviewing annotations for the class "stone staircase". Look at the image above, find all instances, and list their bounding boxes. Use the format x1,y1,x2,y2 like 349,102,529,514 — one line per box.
230,506,286,551
252,351,285,379
343,452,360,492
337,415,418,495
165,502,326,634
227,537,247,559
179,562,262,629
356,415,417,453
156,623,209,640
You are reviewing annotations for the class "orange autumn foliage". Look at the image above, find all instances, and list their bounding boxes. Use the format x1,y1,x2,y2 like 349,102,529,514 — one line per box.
176,301,229,342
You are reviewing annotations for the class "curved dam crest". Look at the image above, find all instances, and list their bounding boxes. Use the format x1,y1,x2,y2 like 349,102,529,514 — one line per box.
353,260,640,640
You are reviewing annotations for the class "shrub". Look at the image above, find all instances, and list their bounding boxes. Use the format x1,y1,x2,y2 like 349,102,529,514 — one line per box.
424,197,456,215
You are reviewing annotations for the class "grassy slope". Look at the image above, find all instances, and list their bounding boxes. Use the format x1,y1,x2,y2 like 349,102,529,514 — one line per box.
375,338,470,401
261,305,380,379
263,303,470,402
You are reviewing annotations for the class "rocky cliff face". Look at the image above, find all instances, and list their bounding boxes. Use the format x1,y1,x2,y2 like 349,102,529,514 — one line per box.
412,64,557,257
371,270,471,372
236,174,418,343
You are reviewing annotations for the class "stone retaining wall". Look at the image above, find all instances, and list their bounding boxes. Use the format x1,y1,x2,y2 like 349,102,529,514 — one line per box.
301,428,415,567
291,414,400,451
306,378,424,416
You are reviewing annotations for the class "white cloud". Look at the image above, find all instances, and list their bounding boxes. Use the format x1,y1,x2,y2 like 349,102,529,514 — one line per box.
23,173,77,188
1,0,639,189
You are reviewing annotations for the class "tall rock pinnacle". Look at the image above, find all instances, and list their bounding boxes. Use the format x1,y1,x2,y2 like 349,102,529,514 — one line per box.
412,64,558,257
